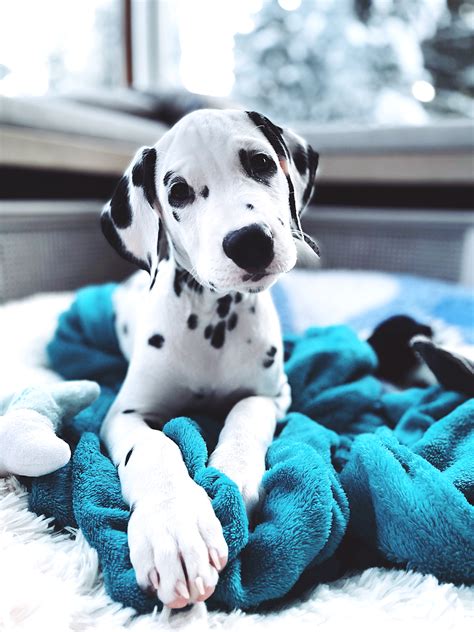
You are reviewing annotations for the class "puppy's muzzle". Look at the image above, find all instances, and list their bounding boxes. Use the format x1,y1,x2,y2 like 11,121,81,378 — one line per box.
222,223,274,271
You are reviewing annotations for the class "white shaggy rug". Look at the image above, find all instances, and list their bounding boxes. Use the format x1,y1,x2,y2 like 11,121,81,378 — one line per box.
0,290,473,631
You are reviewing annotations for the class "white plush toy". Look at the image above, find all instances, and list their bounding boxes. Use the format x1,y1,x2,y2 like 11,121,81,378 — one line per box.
0,380,100,477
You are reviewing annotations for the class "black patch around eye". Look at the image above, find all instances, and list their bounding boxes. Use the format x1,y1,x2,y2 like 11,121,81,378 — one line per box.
293,144,308,175
148,333,165,349
132,147,157,207
211,321,226,349
217,294,232,318
201,186,209,198
168,178,195,208
239,149,276,186
246,110,300,224
163,170,173,187
246,111,288,161
101,212,151,272
187,313,198,329
110,176,132,228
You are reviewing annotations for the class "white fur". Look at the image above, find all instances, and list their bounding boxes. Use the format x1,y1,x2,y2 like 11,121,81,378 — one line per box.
99,110,316,607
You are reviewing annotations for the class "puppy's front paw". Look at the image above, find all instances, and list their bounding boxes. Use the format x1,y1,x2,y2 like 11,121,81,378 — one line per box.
128,480,228,609
209,446,266,516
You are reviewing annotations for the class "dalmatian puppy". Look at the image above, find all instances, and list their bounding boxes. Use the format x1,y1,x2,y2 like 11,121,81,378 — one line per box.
100,109,319,609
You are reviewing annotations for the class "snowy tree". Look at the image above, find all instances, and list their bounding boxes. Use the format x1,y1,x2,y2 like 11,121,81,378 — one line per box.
233,0,471,125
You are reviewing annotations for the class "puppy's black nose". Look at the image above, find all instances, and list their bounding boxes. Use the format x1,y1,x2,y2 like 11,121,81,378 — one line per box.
222,223,274,271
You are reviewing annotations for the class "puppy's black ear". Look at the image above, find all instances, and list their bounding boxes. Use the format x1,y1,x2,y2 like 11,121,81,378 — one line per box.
101,146,161,278
246,111,319,261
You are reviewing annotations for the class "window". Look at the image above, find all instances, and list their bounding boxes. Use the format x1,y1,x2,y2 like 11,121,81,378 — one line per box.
0,0,123,96
151,0,474,126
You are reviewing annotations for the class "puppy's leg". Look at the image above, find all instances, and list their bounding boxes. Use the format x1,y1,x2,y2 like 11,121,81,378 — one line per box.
208,389,289,514
101,408,228,608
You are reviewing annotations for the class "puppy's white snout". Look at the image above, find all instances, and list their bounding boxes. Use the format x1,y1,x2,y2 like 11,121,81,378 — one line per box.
222,223,274,271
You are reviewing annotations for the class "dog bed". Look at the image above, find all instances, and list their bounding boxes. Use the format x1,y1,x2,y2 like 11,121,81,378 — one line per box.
1,269,473,630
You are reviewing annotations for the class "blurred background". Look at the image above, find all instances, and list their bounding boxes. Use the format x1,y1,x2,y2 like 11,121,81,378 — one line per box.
0,0,473,301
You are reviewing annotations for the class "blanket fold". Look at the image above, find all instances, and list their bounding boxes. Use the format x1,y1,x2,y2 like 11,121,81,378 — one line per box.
28,283,473,613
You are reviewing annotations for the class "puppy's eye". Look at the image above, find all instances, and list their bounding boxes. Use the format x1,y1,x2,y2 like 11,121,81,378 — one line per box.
170,182,190,200
250,153,272,173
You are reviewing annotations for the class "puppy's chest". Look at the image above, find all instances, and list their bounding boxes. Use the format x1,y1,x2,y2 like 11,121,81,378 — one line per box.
145,294,280,386
115,273,284,410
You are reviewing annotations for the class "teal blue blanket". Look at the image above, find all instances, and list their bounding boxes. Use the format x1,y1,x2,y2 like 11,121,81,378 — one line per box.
28,284,474,612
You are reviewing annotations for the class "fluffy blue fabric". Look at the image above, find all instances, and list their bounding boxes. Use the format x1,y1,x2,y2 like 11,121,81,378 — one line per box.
28,283,474,612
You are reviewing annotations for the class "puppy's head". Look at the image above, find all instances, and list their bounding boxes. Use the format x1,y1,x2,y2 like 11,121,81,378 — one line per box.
101,109,319,293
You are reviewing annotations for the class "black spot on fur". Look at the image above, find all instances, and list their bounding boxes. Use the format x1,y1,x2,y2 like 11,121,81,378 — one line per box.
302,145,319,207
123,323,128,335
234,292,242,303
149,268,158,290
247,339,252,344
293,144,308,175
110,176,132,228
246,111,287,160
122,409,135,414
148,334,165,349
211,321,226,349
250,306,256,314
174,266,204,297
204,325,213,339
263,358,275,368
217,295,232,318
246,110,301,227
193,391,206,399
131,147,157,207
201,186,209,198
172,211,180,222
227,313,238,330
124,447,134,466
174,268,183,296
285,173,298,229
246,203,254,210
188,314,198,330
278,217,284,226
267,346,277,357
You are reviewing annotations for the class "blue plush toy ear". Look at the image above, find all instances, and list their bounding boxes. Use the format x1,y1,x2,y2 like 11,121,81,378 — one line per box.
101,146,162,279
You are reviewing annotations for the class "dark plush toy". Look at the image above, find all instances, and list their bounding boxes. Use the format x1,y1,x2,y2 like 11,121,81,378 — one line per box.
368,314,474,397
367,315,433,384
